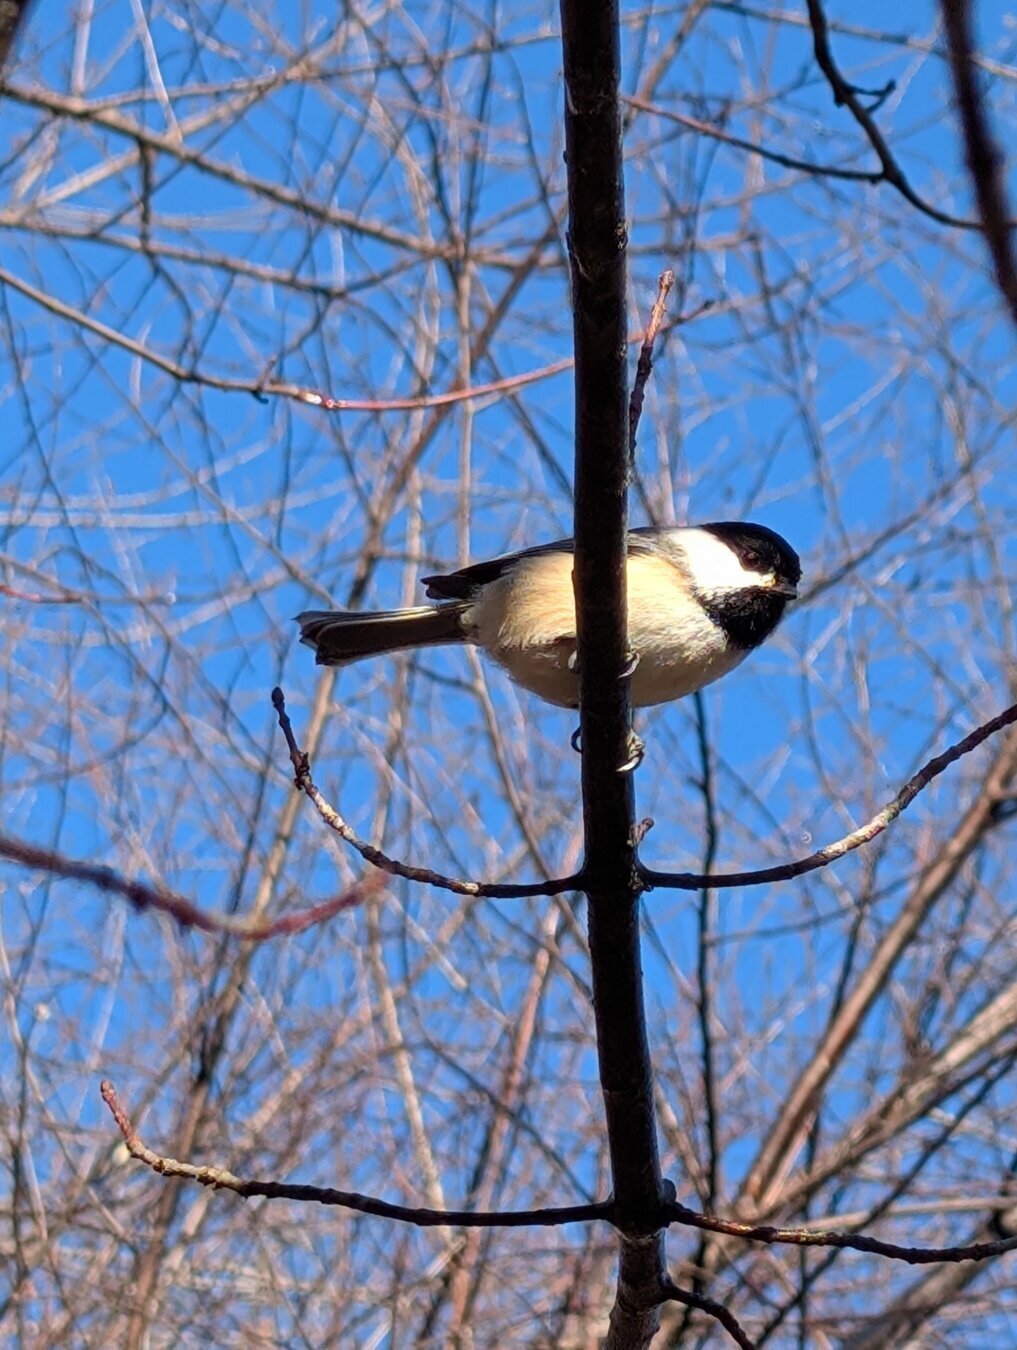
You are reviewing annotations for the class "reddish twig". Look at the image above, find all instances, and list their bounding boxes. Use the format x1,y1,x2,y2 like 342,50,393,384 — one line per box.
628,268,675,458
0,258,710,419
100,1080,612,1228
0,581,83,604
0,832,380,938
296,359,575,412
0,262,574,413
641,701,1017,891
272,688,580,899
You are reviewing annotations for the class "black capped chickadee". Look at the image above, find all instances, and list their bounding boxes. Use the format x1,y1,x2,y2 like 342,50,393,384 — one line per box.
297,522,800,709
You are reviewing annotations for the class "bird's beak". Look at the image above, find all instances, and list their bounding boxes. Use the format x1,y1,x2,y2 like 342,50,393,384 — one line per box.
772,581,799,599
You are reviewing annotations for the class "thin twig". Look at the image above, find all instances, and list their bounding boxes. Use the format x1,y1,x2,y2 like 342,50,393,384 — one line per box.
693,692,720,1205
0,262,574,412
661,1280,757,1350
0,832,380,938
100,1081,613,1228
0,580,83,604
0,259,709,418
297,359,576,413
625,95,884,183
642,701,1017,891
805,0,980,230
628,268,675,459
271,688,580,899
666,1200,1017,1265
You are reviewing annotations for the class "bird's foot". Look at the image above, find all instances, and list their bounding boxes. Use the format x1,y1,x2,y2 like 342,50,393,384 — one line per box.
569,726,645,773
618,731,645,774
620,649,640,681
568,649,639,680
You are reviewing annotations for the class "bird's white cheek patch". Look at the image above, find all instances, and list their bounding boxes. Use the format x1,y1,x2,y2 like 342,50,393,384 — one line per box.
677,528,768,589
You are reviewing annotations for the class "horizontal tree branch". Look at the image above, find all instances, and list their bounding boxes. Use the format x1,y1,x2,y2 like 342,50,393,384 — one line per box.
100,1080,611,1228
101,1071,1017,1262
0,832,381,938
625,95,886,184
4,81,450,260
642,701,1017,891
272,687,581,899
666,1199,1017,1266
0,260,574,412
0,258,705,416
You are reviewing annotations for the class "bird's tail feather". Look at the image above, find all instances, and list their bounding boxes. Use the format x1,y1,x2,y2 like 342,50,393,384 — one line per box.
296,605,467,667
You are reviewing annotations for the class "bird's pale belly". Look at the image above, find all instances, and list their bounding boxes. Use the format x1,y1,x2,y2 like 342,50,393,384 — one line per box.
465,556,747,708
482,634,747,708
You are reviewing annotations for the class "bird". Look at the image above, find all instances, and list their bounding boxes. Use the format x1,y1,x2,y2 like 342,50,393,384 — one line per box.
296,521,800,711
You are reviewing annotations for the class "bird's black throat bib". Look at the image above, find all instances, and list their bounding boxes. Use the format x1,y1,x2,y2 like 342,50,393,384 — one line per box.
697,588,790,651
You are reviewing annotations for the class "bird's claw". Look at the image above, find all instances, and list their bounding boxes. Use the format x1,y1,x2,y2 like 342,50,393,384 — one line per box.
569,649,639,680
571,726,644,771
618,731,645,774
568,646,642,768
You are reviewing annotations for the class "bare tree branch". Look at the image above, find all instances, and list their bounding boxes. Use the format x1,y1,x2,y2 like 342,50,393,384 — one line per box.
560,1,667,1344
628,267,675,458
0,261,575,412
642,701,1017,891
0,832,381,938
661,1279,757,1350
626,95,876,182
100,1081,611,1229
805,0,980,229
666,1200,1017,1265
272,687,581,898
941,0,1017,324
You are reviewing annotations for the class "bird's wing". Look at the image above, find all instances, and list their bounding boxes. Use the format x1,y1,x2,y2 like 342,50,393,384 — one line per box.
422,536,574,599
626,526,674,555
422,527,671,600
